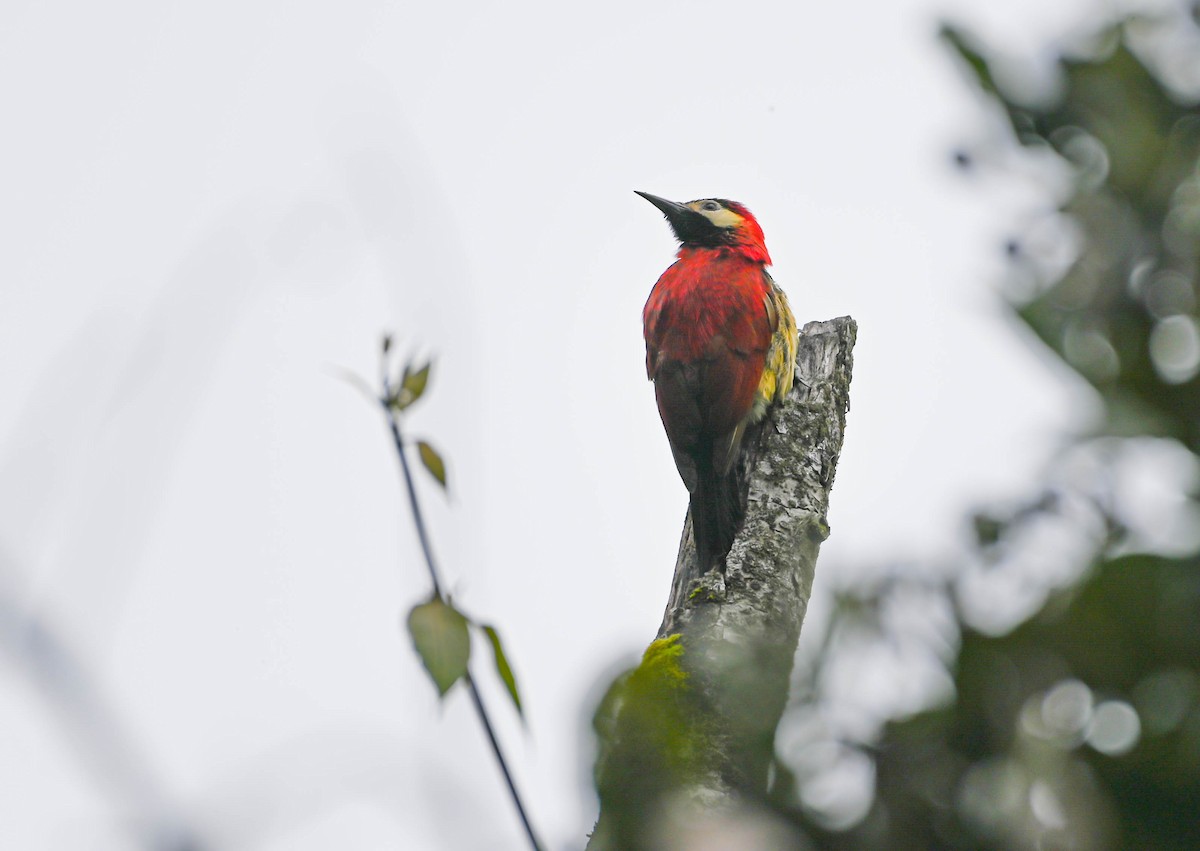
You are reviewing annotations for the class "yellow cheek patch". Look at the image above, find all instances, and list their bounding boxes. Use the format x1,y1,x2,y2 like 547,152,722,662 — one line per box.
687,202,745,230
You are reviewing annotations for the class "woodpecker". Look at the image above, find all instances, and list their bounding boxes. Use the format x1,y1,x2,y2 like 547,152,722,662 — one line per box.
638,191,798,571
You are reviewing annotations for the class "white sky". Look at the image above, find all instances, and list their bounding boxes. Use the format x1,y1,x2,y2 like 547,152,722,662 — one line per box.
0,0,1127,848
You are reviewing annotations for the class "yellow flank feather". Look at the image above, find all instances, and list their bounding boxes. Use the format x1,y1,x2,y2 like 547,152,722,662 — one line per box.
752,279,798,422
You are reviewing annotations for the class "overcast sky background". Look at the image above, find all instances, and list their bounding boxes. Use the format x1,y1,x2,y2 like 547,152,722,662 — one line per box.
0,0,1137,848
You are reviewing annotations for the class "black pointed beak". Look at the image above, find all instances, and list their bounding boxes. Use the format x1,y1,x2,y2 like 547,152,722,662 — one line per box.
635,191,719,245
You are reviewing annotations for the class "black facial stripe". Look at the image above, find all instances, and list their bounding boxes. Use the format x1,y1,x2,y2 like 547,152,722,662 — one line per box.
685,227,738,248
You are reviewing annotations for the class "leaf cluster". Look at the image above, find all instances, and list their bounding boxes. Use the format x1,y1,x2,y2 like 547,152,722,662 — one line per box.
344,334,537,847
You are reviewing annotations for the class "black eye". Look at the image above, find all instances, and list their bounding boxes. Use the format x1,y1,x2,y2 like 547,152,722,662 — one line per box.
702,201,721,212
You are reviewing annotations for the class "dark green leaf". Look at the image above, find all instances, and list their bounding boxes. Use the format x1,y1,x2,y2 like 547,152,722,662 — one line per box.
971,512,1004,548
482,624,523,717
938,24,999,97
407,597,469,697
395,361,432,410
417,440,447,489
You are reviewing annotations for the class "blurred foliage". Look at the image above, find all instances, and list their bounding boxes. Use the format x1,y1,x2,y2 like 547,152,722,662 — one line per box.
591,635,712,849
774,7,1200,850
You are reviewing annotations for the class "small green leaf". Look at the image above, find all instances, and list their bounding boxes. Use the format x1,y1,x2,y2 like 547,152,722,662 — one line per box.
395,361,432,410
482,625,523,718
407,597,470,697
417,440,447,489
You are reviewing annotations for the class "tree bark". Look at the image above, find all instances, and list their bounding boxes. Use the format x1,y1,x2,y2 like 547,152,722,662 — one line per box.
589,316,856,850
663,314,855,781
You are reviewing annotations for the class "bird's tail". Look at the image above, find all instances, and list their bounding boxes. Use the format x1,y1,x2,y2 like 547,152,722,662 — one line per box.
690,454,743,573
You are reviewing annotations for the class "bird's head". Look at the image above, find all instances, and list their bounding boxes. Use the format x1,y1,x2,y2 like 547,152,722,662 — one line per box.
635,191,770,264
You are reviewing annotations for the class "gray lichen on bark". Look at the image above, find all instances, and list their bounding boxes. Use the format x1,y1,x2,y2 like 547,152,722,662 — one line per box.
588,317,856,849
